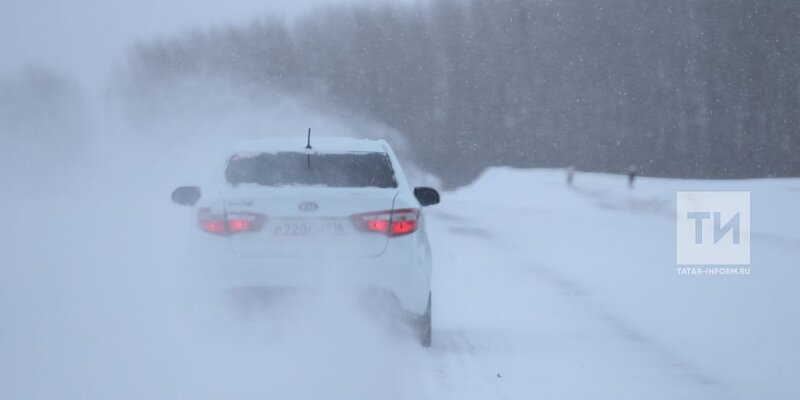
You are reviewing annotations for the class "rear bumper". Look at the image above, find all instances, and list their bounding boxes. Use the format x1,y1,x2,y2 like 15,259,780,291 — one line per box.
189,239,432,315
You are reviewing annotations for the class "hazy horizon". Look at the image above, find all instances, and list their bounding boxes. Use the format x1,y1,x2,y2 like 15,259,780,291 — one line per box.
0,0,408,93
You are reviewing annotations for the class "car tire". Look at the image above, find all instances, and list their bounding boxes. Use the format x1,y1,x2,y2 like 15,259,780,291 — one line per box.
417,293,432,347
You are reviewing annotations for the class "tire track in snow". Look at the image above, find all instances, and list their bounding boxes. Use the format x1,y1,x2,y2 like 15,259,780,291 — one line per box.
427,209,735,400
524,265,725,389
425,330,514,400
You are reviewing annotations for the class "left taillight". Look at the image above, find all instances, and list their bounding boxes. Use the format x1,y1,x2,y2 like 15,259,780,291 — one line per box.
351,208,420,237
197,208,266,236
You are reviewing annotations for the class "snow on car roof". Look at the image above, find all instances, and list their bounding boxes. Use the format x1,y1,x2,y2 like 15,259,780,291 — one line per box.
230,137,389,154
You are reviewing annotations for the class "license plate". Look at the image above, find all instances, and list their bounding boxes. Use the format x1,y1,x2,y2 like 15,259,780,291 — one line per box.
270,220,347,238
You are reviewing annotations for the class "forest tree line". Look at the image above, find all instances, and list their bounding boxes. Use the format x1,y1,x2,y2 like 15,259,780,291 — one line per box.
118,0,800,187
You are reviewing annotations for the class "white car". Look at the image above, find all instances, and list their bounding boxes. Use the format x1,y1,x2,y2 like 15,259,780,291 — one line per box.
171,136,440,346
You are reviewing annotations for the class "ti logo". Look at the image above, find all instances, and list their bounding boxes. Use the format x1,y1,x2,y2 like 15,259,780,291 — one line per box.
676,192,750,265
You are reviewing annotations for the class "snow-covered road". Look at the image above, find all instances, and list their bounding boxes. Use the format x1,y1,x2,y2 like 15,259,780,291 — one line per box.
1,154,798,399
425,169,799,400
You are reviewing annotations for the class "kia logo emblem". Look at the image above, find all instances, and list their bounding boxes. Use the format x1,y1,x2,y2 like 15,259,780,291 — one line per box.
298,202,319,212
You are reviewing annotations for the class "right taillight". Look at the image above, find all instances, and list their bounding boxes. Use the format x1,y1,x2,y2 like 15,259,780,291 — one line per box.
198,208,265,236
352,208,420,237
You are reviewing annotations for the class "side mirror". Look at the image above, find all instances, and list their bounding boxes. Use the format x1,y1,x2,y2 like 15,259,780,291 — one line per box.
171,186,201,207
414,187,440,207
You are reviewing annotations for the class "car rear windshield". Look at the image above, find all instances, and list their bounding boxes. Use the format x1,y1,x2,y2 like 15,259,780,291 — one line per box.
225,152,398,188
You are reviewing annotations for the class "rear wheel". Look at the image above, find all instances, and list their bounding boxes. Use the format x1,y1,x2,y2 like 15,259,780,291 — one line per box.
417,293,432,347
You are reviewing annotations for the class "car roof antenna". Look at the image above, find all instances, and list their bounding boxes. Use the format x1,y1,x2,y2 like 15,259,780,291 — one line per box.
305,128,312,149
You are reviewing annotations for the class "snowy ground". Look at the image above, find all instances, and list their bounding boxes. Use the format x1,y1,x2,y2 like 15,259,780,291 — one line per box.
1,141,798,399
428,168,800,400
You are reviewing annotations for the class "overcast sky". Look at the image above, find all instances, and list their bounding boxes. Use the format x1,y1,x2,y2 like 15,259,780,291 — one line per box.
0,0,397,92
